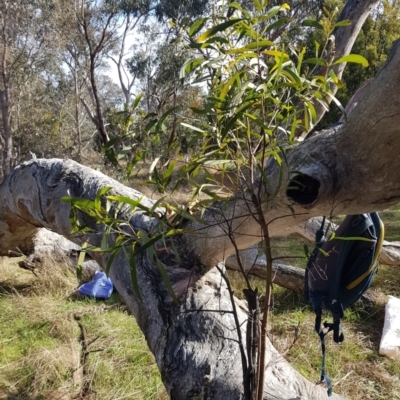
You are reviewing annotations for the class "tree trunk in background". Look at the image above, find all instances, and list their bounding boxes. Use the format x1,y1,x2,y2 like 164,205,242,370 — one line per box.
298,0,380,136
0,90,13,177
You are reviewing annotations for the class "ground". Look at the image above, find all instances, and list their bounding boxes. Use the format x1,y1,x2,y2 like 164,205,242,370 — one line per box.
1,202,400,399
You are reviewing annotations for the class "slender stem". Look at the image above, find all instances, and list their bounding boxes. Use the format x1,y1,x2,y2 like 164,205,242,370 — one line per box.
256,219,273,400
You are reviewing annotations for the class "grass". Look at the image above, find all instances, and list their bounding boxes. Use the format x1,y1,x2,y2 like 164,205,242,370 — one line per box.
0,257,167,400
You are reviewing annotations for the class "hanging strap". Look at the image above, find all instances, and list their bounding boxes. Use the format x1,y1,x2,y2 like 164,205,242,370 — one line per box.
314,309,335,397
304,217,327,303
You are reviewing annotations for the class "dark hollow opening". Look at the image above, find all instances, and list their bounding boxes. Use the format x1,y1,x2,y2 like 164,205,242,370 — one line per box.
286,174,321,206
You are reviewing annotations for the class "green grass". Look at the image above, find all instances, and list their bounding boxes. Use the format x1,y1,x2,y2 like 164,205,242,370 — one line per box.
0,257,167,400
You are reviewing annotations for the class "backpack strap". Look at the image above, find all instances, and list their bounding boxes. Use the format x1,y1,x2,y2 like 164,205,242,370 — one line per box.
329,214,374,343
304,217,326,303
314,308,333,397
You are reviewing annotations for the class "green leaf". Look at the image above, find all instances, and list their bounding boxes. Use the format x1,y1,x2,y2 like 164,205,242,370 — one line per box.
263,17,289,35
106,246,122,276
101,134,128,150
126,244,142,301
244,113,270,131
180,58,203,80
156,257,179,305
150,197,166,215
95,187,112,210
304,100,317,125
163,160,176,180
303,58,327,66
149,157,160,176
227,2,249,17
126,150,146,178
303,244,309,259
297,47,306,73
302,19,324,30
252,0,262,11
132,93,142,110
196,18,242,42
332,236,375,243
189,18,207,37
282,66,302,86
101,226,111,251
105,148,119,166
180,122,206,133
244,40,274,50
328,93,346,119
219,72,240,100
332,54,369,67
265,5,289,20
143,112,158,120
317,247,329,257
106,195,151,214
334,19,352,28
159,107,176,128
144,118,158,133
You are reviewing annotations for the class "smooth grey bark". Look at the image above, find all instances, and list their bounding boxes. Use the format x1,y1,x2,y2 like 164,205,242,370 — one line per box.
0,158,347,399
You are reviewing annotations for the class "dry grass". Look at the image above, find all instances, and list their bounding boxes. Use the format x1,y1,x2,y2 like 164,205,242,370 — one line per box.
0,257,167,400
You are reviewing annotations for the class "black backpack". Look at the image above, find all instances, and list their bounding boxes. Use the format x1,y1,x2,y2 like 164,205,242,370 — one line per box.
304,213,384,396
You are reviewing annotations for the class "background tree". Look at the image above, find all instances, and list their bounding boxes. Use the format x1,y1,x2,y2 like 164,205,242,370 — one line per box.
0,0,57,176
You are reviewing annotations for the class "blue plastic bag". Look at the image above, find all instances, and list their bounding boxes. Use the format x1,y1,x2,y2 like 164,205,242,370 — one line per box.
78,271,114,299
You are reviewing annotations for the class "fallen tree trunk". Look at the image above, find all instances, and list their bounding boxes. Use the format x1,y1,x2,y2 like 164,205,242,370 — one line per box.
0,158,347,399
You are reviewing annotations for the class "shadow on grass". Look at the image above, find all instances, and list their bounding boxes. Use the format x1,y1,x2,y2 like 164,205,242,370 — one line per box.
0,393,36,400
67,290,126,307
0,280,32,296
